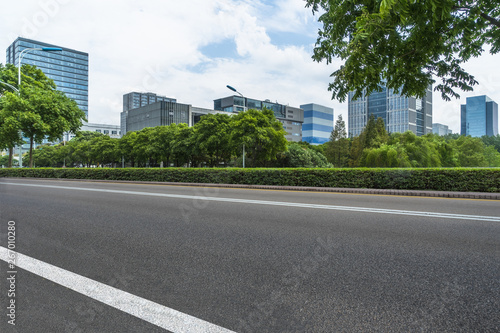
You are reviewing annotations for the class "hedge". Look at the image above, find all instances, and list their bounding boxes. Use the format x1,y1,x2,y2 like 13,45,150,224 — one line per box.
0,168,499,192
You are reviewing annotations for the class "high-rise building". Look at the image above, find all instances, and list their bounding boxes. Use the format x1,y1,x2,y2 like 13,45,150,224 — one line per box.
460,95,498,137
300,103,334,145
6,37,89,118
121,92,176,135
213,96,304,142
348,86,432,137
432,123,453,136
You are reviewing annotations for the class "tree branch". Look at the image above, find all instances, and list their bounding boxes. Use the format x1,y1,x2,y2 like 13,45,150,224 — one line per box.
480,12,500,28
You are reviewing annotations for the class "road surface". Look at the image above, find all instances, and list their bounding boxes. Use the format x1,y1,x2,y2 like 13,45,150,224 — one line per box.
1,178,499,332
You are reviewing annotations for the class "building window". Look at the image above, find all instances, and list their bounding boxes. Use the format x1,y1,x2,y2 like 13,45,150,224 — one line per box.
112,131,117,135
104,130,109,134
287,115,293,118
96,129,101,133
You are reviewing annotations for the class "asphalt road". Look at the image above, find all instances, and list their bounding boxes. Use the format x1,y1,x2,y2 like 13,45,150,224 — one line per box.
0,178,499,332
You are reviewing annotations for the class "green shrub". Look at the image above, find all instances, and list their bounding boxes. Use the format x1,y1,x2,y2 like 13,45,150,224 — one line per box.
0,168,498,192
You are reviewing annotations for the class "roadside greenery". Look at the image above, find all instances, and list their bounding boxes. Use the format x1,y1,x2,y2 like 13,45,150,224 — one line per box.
10,113,500,169
1,167,498,193
323,115,500,168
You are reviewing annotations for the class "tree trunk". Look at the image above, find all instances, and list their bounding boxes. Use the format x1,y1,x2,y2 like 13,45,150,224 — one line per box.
29,137,34,168
8,147,13,168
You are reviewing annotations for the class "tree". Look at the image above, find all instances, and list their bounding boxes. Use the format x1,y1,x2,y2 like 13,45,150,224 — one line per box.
132,127,156,167
350,115,388,166
325,114,350,167
192,113,232,167
481,134,500,153
230,108,288,167
1,64,24,167
362,143,411,167
171,124,194,167
277,142,332,168
0,93,23,168
0,64,86,167
90,135,120,167
0,155,18,167
305,0,500,101
452,136,489,166
119,131,138,167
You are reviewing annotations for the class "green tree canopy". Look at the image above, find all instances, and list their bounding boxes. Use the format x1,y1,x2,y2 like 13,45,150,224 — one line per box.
0,63,86,167
192,113,232,167
325,114,350,167
306,0,500,101
230,108,288,167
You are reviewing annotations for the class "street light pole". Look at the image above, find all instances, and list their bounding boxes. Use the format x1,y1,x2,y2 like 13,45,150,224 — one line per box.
17,47,63,168
18,47,63,87
226,85,246,168
0,80,20,94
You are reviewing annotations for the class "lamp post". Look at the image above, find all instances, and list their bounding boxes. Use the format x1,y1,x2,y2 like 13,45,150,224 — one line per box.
18,47,63,86
17,47,63,168
226,85,246,168
0,80,20,94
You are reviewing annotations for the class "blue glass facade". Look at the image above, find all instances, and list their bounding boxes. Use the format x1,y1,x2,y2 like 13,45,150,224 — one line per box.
432,123,453,136
367,88,387,125
461,95,498,137
6,37,89,118
348,86,432,137
300,103,334,145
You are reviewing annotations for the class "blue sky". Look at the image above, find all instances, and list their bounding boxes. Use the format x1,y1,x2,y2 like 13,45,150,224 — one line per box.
1,0,498,133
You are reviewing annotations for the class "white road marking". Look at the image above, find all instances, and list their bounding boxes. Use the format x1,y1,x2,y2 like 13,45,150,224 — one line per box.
0,246,235,333
3,182,500,222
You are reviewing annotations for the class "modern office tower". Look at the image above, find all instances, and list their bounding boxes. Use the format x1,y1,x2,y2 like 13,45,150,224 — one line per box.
348,85,433,137
300,103,334,145
432,123,453,136
6,37,89,118
214,96,304,142
461,95,498,137
121,92,177,135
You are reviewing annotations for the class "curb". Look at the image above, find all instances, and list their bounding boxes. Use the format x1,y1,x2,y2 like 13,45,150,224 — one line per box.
4,177,499,200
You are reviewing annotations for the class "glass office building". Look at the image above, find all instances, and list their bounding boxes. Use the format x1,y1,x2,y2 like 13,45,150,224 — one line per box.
348,86,432,137
432,123,453,136
461,95,498,137
300,103,334,145
6,37,89,118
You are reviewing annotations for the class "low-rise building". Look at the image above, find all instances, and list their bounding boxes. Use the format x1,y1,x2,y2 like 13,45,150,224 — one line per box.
432,123,453,136
213,95,304,142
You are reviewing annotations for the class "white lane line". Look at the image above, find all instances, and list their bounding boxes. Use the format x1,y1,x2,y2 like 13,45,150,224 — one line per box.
0,247,235,333
3,182,500,222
